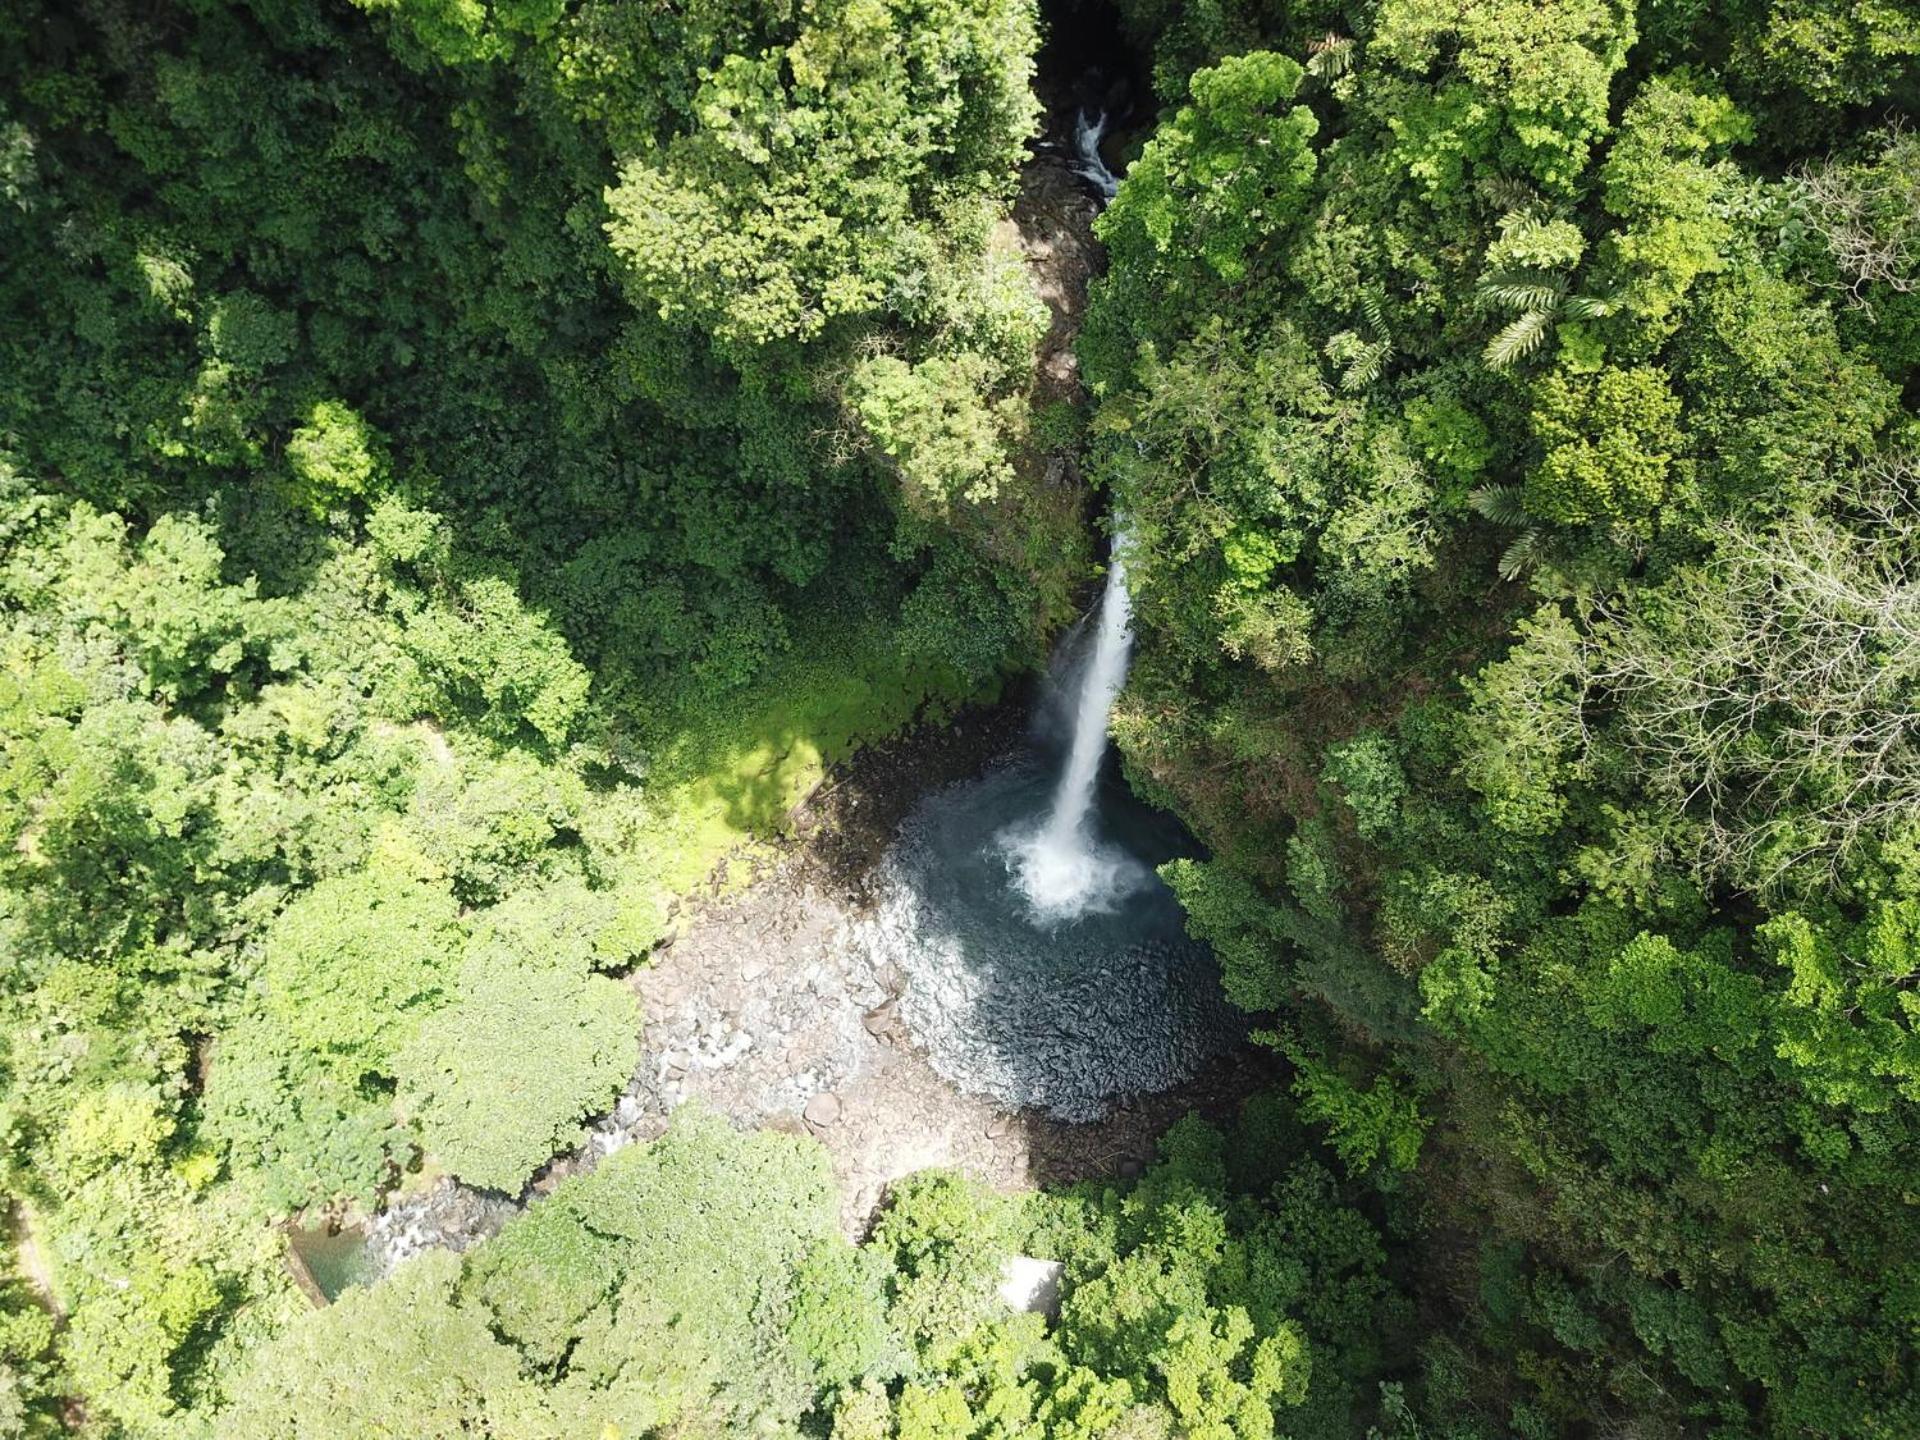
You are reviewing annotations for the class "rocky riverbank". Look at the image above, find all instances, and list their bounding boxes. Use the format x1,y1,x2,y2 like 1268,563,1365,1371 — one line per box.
351,692,1267,1276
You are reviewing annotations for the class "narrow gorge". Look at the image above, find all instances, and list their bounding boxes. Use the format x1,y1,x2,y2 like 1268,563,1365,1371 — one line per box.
318,78,1251,1286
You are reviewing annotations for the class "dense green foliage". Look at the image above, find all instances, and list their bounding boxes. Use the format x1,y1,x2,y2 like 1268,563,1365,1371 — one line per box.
220,1104,1405,1439
1087,2,1920,1435
4,0,1919,1435
0,0,1075,1429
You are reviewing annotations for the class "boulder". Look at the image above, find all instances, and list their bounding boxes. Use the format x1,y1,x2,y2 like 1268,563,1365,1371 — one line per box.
803,1091,842,1127
997,1256,1064,1318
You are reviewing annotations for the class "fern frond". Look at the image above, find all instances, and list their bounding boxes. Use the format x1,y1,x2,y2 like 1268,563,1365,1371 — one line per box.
1483,309,1550,369
1469,483,1530,528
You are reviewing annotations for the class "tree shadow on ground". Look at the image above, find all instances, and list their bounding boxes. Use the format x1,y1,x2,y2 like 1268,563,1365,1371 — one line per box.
1011,1043,1286,1190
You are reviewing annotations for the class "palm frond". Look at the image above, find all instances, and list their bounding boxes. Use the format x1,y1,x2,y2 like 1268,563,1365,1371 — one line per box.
1469,483,1530,528
1483,309,1551,369
1358,289,1389,338
1496,212,1553,243
1477,275,1566,314
1469,484,1552,580
1341,340,1391,391
1499,529,1550,581
1307,33,1355,79
1562,292,1618,320
1481,183,1544,219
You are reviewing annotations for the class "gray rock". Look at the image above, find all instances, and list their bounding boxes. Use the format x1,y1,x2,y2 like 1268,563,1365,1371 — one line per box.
803,1091,842,1127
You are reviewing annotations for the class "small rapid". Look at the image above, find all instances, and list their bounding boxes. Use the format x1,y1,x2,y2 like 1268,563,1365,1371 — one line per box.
1068,107,1122,200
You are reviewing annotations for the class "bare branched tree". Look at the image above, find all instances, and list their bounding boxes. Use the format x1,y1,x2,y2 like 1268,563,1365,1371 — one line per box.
1796,125,1920,313
1577,456,1920,890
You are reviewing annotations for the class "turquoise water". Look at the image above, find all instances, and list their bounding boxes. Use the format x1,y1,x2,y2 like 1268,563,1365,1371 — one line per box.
287,1222,374,1302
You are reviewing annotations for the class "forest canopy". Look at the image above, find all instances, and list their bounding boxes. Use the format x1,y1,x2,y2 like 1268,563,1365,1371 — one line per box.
2,0,1919,1436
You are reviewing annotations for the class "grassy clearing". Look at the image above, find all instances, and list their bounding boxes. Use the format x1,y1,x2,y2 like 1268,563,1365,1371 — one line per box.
625,613,997,908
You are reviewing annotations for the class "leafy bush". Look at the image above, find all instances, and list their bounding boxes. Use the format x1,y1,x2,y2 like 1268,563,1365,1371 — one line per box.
396,948,638,1194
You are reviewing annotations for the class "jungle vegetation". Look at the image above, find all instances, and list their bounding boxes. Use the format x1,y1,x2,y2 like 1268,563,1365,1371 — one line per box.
1,0,1918,1436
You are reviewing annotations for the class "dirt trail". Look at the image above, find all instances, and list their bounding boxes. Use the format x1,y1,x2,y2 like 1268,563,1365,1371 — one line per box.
7,1204,60,1316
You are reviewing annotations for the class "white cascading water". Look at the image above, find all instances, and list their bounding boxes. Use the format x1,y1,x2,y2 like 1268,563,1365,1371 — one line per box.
1068,108,1122,201
998,112,1136,925
1004,532,1148,924
1044,538,1132,845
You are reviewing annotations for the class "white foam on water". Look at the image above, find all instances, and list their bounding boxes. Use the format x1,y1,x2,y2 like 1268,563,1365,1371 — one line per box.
1003,530,1143,924
1069,107,1122,201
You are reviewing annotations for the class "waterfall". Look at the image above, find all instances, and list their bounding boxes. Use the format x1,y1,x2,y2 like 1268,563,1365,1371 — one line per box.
1043,539,1132,845
1004,531,1147,924
1068,108,1122,201
996,104,1138,924
1048,104,1129,853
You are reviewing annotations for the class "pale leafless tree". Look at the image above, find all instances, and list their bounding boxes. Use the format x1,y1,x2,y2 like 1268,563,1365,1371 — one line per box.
1577,456,1920,891
1796,125,1920,313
